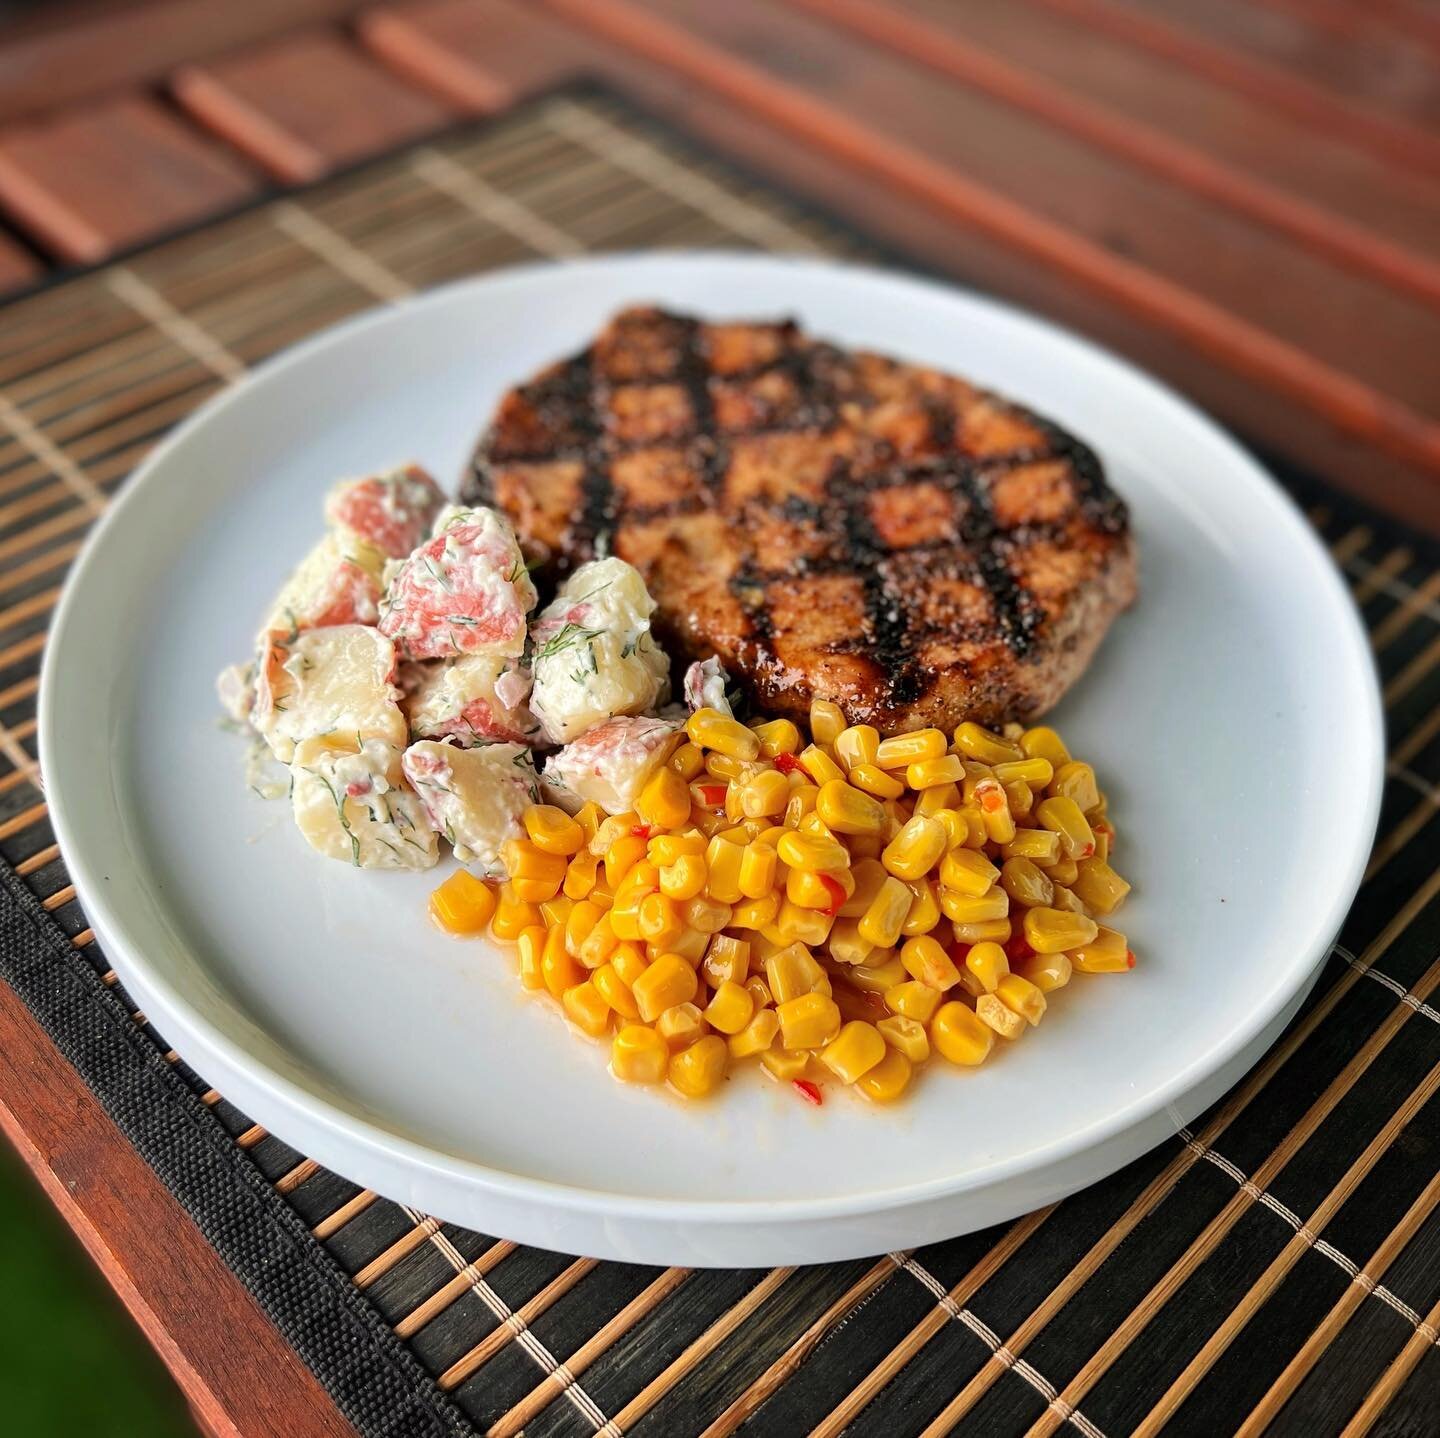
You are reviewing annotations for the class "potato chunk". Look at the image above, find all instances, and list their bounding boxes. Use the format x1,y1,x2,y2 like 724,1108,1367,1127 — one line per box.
402,739,540,875
324,463,444,559
542,715,680,814
257,533,386,641
403,655,538,746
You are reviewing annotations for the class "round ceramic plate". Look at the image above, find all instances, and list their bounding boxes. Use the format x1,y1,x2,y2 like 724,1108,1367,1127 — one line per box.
41,254,1382,1266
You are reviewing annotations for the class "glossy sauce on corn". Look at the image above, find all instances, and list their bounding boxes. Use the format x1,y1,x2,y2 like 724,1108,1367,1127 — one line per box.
430,705,1136,1104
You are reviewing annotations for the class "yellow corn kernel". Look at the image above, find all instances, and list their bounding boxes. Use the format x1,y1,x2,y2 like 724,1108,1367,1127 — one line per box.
1003,780,1035,822
564,898,602,956
608,890,645,943
577,913,620,969
952,722,1022,764
511,872,561,904
796,810,835,841
973,778,1017,844
783,783,819,827
731,893,781,929
858,877,912,948
658,853,707,901
563,980,611,1038
1071,858,1132,916
871,729,942,770
999,856,1055,909
848,763,904,800
950,918,1013,945
573,800,603,844
885,979,941,1022
995,973,1046,1026
809,698,846,745
814,779,883,836
1003,829,1061,865
761,1046,810,1082
649,832,704,867
964,940,1009,993
523,805,584,857
1069,926,1133,973
777,899,834,946
765,943,825,1003
1020,725,1070,768
914,782,961,819
669,1034,728,1097
687,707,760,759
657,1001,707,1049
563,848,599,900
635,765,691,829
877,1014,930,1062
700,936,748,990
733,769,783,820
990,758,1053,789
820,1020,886,1083
633,952,699,1022
492,885,541,941
594,962,640,1019
957,803,988,849
906,754,966,790
429,871,496,935
635,892,682,948
939,888,1009,925
901,934,961,990
516,925,547,990
728,1006,779,1059
540,893,575,928
827,916,875,966
604,833,648,889
611,941,648,987
939,847,999,897
900,878,941,936
1023,906,1099,954
856,1048,912,1102
614,856,659,898
976,992,1025,1040
701,836,744,904
738,841,778,900
708,752,753,787
1045,856,1080,886
784,866,850,913
611,1024,668,1082
836,858,887,918
752,717,801,758
1036,796,1095,860
1051,761,1100,813
794,745,843,788
845,955,906,992
931,1001,995,1065
930,807,967,850
705,980,755,1036
1016,951,1071,992
745,972,773,1005
778,992,843,1050
541,928,582,999
1091,822,1112,864
776,830,849,872
668,741,705,780
682,895,733,934
1049,884,1090,918
834,724,880,771
590,811,640,855
882,815,946,881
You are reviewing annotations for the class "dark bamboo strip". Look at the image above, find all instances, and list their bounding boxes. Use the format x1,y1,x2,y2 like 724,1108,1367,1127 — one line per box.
781,0,1440,310
392,1238,516,1340
537,0,1440,480
1338,1285,1440,1435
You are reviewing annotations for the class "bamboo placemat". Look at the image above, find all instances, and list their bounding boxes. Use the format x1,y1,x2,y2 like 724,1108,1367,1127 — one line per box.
3,84,1440,1438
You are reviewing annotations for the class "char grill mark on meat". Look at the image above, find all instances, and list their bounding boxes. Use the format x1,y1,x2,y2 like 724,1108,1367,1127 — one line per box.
467,306,1137,730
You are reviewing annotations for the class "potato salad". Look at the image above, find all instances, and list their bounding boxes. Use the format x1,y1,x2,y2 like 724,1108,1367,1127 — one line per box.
221,462,680,880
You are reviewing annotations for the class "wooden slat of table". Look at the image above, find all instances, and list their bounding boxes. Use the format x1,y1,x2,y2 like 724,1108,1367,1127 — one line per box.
362,0,1440,533
172,29,456,184
0,95,259,263
0,0,369,126
0,975,353,1438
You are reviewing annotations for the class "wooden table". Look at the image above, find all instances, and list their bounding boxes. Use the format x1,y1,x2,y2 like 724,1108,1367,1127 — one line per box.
1,2,1438,1432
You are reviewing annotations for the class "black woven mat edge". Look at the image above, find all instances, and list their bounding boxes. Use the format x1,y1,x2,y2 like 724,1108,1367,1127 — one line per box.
0,856,476,1438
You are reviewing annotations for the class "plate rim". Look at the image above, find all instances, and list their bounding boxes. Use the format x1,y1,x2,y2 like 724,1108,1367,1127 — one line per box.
39,250,1385,1228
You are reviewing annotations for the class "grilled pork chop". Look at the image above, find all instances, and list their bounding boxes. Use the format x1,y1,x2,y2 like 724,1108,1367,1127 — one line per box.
464,307,1136,731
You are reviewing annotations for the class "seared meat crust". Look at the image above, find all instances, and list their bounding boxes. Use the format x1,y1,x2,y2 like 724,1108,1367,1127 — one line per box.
465,307,1136,730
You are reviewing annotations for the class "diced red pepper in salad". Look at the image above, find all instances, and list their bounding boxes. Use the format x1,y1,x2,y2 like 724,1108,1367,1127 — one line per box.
793,1080,823,1106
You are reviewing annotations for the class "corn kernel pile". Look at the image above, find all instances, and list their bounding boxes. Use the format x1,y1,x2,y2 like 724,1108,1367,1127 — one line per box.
428,703,1135,1104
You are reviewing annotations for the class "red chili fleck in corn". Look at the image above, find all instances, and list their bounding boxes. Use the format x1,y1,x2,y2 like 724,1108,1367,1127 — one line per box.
774,753,802,775
630,825,653,839
1126,950,1137,969
699,784,728,807
793,1080,823,1106
819,873,847,915
1005,932,1034,963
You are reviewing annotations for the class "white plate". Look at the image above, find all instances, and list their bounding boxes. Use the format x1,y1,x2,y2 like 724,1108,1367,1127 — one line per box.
40,254,1382,1266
